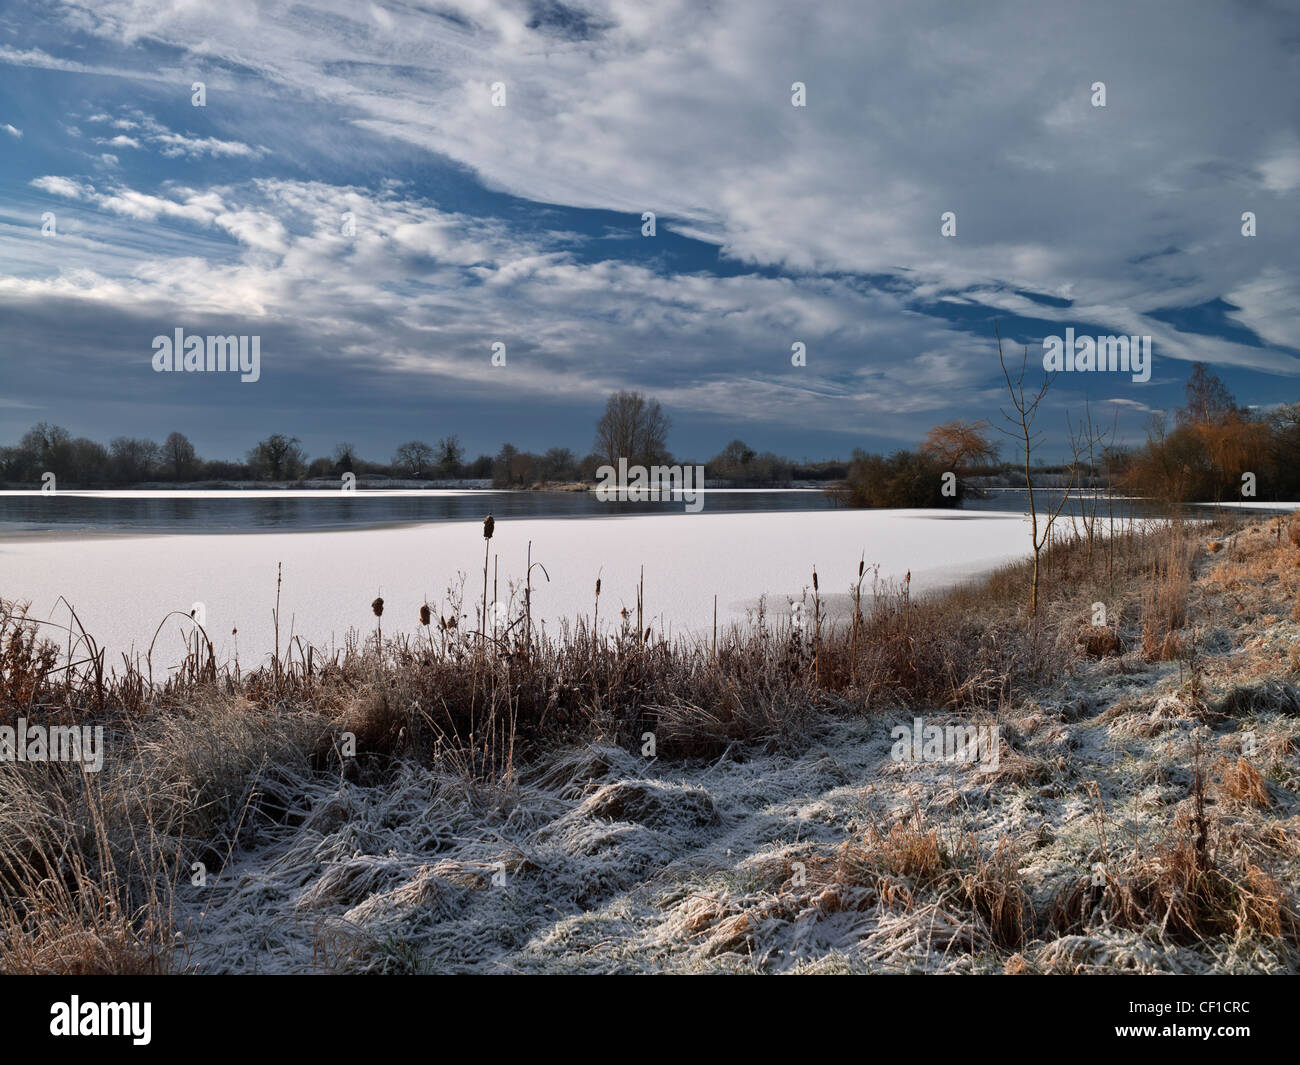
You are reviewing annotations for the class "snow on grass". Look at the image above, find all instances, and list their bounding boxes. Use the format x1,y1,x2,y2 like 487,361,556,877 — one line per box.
180,661,1298,974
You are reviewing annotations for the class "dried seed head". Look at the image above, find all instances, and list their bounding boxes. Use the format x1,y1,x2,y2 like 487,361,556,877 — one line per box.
595,578,601,598
812,569,819,592
371,596,384,618
419,603,431,626
483,514,495,540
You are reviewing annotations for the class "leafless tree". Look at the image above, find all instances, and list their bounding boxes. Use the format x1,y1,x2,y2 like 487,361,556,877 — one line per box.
1066,397,1117,566
594,391,671,468
247,433,305,481
393,440,435,477
993,323,1080,618
163,431,197,481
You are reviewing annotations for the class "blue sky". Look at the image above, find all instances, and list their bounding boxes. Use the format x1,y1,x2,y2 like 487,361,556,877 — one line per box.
1,0,1298,465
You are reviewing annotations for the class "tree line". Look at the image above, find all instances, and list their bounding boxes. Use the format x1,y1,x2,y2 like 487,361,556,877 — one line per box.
8,372,1280,500
831,360,1300,509
1119,364,1300,503
0,391,842,488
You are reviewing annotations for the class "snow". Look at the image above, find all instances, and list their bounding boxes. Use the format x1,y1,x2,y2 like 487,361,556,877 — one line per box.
0,487,824,499
0,489,491,499
2,508,1047,667
1191,501,1300,511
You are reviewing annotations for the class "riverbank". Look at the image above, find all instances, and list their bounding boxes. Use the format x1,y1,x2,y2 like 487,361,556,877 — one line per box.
2,510,1297,973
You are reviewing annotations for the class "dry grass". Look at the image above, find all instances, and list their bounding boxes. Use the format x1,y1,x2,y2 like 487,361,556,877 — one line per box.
6,509,1296,973
961,839,1032,950
1213,756,1270,809
1053,830,1295,945
1080,625,1123,658
1052,751,1297,948
0,768,179,974
1140,525,1196,661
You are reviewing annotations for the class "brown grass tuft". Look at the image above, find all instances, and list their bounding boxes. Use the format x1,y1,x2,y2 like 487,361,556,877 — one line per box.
1213,756,1270,808
1080,625,1123,658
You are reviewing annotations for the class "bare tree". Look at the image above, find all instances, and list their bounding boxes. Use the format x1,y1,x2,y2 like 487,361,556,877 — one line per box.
247,433,305,481
1178,363,1238,428
20,422,73,479
435,435,464,476
1066,397,1116,566
919,420,999,472
393,440,435,478
594,391,671,469
162,431,197,481
109,436,162,483
333,441,359,472
993,324,1079,618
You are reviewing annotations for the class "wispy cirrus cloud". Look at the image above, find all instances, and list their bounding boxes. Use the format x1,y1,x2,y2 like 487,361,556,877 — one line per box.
0,0,1296,461
84,109,266,159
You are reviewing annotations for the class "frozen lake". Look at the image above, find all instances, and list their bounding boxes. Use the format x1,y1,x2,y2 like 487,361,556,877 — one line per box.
1,507,1051,670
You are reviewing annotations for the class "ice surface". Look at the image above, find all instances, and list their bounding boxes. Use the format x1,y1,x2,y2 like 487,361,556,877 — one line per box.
2,508,1046,666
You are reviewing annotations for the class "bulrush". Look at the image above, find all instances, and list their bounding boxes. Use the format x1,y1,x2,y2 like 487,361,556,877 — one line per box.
371,596,384,618
481,514,494,648
419,603,431,626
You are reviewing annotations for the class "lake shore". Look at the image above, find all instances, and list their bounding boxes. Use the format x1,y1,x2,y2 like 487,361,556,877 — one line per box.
3,510,1298,974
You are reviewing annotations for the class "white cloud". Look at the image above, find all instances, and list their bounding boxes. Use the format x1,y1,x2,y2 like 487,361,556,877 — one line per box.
3,1,1298,451
1226,268,1300,350
18,1,1291,343
30,175,94,198
0,176,1012,431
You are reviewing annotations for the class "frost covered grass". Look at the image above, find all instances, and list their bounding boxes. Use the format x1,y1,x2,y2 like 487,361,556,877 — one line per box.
2,512,1299,973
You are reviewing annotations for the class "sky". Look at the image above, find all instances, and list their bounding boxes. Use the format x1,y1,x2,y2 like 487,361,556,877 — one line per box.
0,0,1297,466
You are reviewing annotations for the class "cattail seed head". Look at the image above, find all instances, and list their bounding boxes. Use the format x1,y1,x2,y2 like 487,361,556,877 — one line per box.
371,596,384,618
483,514,495,540
595,578,601,598
812,569,819,592
419,603,431,626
